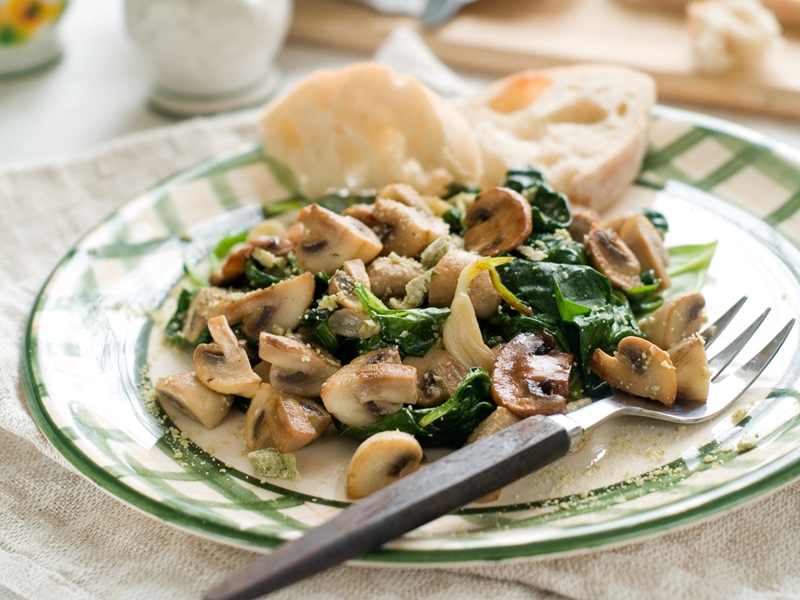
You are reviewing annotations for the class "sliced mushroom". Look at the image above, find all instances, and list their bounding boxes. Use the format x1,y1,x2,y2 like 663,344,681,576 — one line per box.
341,203,381,229
249,235,295,256
346,430,423,499
568,204,600,243
247,218,286,241
224,272,315,339
600,212,635,234
194,315,262,398
155,372,233,429
403,346,468,408
209,245,253,286
294,203,383,275
320,348,418,426
491,333,573,417
244,383,276,451
265,392,333,453
619,214,671,291
428,250,502,319
668,336,711,402
589,336,677,406
465,406,521,503
182,287,243,344
258,333,340,397
464,187,533,256
638,292,707,350
378,183,433,215
371,198,449,258
327,308,381,339
585,225,642,290
367,254,426,300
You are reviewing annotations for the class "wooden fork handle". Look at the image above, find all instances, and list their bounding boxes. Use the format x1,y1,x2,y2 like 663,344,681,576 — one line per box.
205,415,574,600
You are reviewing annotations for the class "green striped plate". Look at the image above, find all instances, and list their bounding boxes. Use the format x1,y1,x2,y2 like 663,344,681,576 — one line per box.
22,106,800,562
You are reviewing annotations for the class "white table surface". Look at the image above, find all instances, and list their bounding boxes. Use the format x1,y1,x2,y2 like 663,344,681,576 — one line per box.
3,0,800,168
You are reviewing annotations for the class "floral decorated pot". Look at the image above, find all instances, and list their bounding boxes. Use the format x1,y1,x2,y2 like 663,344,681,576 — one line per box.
0,0,68,76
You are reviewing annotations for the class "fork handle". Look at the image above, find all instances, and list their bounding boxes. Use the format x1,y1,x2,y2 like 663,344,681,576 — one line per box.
205,415,579,600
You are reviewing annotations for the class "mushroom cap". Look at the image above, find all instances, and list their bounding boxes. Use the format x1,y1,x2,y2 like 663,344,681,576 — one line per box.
619,214,671,291
346,430,423,499
209,245,253,287
155,372,233,429
294,204,383,275
491,333,572,417
194,315,261,398
244,383,277,451
265,391,333,453
638,292,707,350
259,332,340,398
372,198,450,258
428,250,502,319
669,336,711,402
182,286,243,344
367,254,426,300
224,272,315,340
585,225,642,290
403,346,468,408
464,187,533,256
589,336,677,406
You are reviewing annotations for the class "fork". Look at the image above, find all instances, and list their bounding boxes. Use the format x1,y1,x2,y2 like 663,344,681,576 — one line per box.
205,298,794,600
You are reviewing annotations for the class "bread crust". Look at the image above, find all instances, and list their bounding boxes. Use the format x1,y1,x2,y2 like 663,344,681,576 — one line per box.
459,65,655,212
257,63,482,199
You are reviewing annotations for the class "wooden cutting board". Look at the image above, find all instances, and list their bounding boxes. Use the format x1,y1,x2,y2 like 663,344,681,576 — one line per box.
288,0,800,118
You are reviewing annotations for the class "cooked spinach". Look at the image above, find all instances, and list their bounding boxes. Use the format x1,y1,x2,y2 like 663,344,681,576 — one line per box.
442,207,465,235
264,188,376,216
666,241,717,298
164,289,211,347
244,257,285,288
337,368,495,448
503,167,572,232
643,208,669,235
302,307,339,354
519,232,586,265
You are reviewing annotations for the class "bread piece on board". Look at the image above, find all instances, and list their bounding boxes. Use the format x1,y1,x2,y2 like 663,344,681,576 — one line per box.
620,0,800,28
459,65,656,212
257,63,482,199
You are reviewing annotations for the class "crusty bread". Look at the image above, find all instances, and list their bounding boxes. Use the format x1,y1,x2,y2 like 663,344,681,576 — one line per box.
621,0,800,28
257,63,482,199
459,65,656,212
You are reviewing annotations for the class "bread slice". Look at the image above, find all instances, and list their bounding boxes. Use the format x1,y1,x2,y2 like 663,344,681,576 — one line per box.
459,65,656,212
621,0,800,28
257,63,482,199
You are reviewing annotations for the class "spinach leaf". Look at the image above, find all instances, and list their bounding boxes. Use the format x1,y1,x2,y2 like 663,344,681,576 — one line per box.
442,207,465,235
503,167,572,232
164,289,211,347
443,181,480,198
244,257,286,288
302,307,339,354
642,208,669,235
337,368,495,448
354,285,450,357
665,242,717,298
498,309,571,352
520,232,586,265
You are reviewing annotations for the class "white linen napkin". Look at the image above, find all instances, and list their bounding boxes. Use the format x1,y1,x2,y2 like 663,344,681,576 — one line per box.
2,29,800,600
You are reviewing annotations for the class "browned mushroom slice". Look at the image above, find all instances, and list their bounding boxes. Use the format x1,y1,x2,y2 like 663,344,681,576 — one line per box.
244,383,276,451
367,254,426,300
491,333,573,417
327,308,381,339
194,315,262,398
320,349,417,426
265,392,333,453
600,212,635,234
259,333,340,397
464,187,533,256
182,287,243,344
249,235,295,256
403,346,468,407
589,336,677,406
371,198,450,258
465,406,521,503
209,245,253,286
638,292,707,350
224,272,315,339
668,336,711,402
346,431,423,499
619,214,671,291
568,204,600,243
155,372,233,429
428,250,502,319
294,204,382,275
585,225,642,290
351,346,403,366
341,203,381,229
377,183,433,215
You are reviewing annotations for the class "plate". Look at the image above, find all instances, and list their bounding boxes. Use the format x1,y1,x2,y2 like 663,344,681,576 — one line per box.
22,106,800,562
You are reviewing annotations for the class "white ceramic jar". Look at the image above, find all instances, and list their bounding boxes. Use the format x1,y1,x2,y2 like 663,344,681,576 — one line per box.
125,0,292,116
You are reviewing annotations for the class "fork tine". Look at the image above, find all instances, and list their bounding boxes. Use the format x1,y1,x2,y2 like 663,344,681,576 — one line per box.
707,319,795,409
701,296,747,349
707,308,770,380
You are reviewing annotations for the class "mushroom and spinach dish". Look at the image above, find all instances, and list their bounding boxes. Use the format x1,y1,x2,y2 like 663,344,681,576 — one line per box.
155,167,717,499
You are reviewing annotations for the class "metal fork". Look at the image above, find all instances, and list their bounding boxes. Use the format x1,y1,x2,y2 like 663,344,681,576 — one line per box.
205,298,795,600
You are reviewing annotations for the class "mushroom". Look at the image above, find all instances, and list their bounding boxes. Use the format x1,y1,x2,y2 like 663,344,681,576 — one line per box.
320,347,418,426
491,333,573,417
377,183,434,215
346,430,423,499
328,258,371,310
342,203,381,229
465,406,521,502
371,198,449,258
585,225,642,290
246,218,286,241
294,203,383,275
638,292,707,350
403,346,468,407
366,254,426,300
327,307,381,339
589,336,677,406
568,204,600,243
258,333,340,397
619,214,671,291
600,212,635,234
182,287,243,344
249,235,295,256
194,315,262,398
224,272,315,339
155,372,233,429
209,245,252,286
265,391,333,453
244,383,276,451
464,187,533,256
668,336,711,402
428,250,502,319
